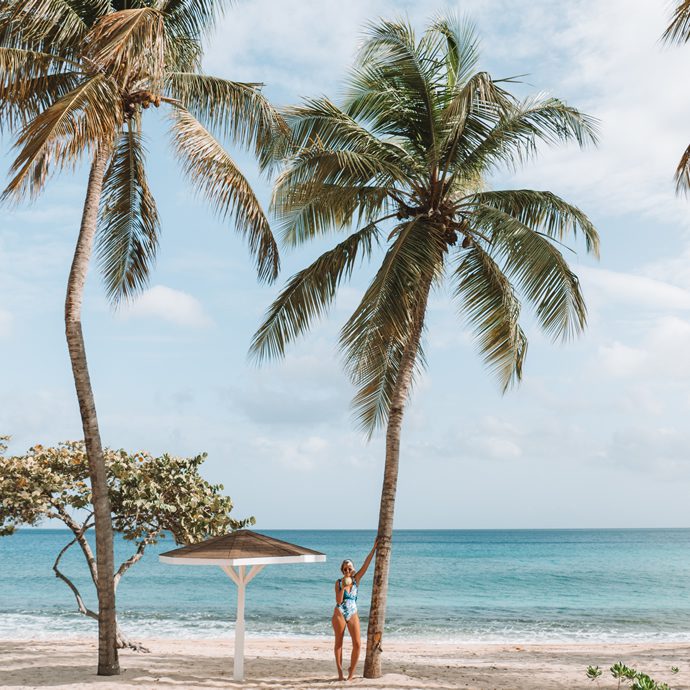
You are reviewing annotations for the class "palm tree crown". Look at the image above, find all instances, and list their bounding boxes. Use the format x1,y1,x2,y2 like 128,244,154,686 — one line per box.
252,16,600,433
0,0,288,300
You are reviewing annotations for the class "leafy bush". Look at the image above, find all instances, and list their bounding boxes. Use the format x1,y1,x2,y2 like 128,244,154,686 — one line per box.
0,440,253,648
586,661,674,690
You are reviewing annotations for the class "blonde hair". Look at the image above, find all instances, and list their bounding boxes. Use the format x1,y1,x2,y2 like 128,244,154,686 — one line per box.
341,559,355,573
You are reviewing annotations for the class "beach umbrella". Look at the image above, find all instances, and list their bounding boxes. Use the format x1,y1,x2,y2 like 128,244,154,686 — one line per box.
159,530,326,680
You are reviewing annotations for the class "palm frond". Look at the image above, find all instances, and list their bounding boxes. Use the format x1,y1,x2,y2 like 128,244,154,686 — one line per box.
250,222,381,362
437,70,512,183
344,62,422,145
85,8,165,88
169,104,279,282
662,0,690,44
165,72,289,166
2,73,120,201
158,0,227,40
349,335,417,438
346,19,439,158
163,32,201,71
275,146,411,197
341,218,440,433
97,126,160,304
674,143,690,195
285,97,421,181
453,242,527,390
0,0,92,53
474,204,587,341
458,96,598,180
0,46,83,131
466,189,600,257
427,13,481,89
274,181,392,246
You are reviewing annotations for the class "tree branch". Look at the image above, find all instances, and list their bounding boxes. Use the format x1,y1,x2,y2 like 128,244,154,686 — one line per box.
52,524,151,653
52,535,98,621
54,505,98,585
113,532,159,590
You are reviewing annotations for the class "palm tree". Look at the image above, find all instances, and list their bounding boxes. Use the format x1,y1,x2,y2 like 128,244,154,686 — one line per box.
662,1,690,193
251,15,599,678
0,0,286,674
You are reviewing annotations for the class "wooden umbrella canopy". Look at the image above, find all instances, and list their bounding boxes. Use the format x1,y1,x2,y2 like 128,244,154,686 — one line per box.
159,530,326,680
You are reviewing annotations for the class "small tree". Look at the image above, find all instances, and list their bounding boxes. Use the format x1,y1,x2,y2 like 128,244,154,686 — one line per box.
0,440,252,650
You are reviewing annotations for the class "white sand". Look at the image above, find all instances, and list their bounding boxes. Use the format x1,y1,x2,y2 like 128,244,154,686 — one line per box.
1,637,689,689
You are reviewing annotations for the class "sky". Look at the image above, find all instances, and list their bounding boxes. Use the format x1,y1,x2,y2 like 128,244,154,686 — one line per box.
2,0,690,529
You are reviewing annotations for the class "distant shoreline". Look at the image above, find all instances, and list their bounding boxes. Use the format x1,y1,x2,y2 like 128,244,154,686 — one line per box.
10,526,690,531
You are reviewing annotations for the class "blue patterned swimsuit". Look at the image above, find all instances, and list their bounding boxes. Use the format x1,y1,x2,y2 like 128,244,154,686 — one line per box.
336,579,358,621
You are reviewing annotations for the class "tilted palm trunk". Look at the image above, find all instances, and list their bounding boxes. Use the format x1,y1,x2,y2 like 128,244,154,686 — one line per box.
364,276,433,679
64,148,120,676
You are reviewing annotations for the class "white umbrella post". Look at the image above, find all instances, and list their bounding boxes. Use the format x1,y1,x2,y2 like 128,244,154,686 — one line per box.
222,564,264,681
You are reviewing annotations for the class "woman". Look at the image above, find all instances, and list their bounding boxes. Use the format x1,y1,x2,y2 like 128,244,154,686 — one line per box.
332,537,378,681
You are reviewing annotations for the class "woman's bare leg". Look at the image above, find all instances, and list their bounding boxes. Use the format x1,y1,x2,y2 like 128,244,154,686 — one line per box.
345,614,361,680
331,609,346,680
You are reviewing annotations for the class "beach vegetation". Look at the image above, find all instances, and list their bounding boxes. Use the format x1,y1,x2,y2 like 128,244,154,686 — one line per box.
587,665,603,681
0,440,252,651
611,662,638,688
587,662,673,690
251,12,599,678
0,0,285,674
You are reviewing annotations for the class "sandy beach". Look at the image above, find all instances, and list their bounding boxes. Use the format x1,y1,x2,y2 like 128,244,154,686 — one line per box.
1,637,689,690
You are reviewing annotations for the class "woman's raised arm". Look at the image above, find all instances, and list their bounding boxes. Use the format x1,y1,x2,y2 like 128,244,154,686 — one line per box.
354,537,378,583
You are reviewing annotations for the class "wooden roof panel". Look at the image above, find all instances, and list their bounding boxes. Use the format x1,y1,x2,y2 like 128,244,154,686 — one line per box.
160,530,326,561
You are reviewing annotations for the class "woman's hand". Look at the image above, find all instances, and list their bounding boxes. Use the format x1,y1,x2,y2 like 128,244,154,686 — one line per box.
355,536,379,582
334,579,345,605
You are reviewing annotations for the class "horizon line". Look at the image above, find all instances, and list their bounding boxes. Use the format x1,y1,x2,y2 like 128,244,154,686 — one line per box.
12,525,690,532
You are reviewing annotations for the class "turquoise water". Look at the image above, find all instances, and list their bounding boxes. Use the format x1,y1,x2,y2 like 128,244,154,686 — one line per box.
1,529,689,642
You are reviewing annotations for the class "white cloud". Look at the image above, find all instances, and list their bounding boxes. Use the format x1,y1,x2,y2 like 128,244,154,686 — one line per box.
432,415,525,463
580,266,690,311
0,388,81,448
477,436,523,461
9,204,81,225
251,434,330,471
597,341,647,378
229,343,350,427
494,0,690,230
596,316,690,381
0,308,13,339
644,247,690,292
645,316,690,378
120,285,213,328
203,0,437,97
602,426,690,478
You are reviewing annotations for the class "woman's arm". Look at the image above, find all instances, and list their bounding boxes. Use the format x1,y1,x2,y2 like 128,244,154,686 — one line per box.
334,579,345,605
354,537,378,583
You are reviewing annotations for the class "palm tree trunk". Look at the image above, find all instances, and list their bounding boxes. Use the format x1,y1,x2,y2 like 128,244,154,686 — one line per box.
65,146,120,676
363,277,433,679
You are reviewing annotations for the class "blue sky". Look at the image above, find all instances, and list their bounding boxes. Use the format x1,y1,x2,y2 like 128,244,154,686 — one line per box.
2,0,690,529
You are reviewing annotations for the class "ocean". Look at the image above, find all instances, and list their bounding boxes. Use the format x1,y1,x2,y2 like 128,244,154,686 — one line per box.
1,529,689,643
